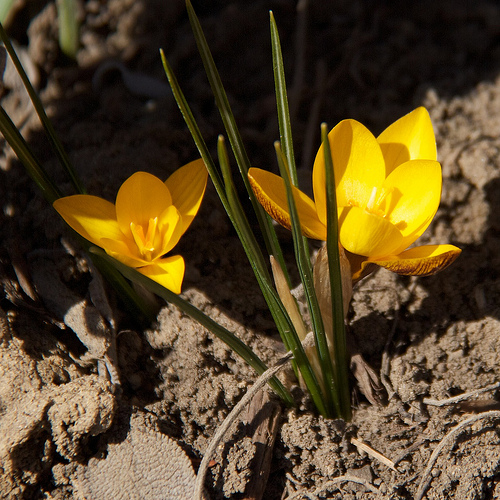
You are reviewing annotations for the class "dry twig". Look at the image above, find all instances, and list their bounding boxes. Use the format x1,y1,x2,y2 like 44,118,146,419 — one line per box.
423,382,500,407
284,473,381,499
351,437,397,471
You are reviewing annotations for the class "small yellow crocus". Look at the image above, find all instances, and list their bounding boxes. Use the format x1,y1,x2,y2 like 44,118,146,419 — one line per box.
249,107,461,281
53,159,208,294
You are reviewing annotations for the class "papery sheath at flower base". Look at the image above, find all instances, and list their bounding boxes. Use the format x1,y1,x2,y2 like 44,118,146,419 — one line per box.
248,107,461,282
53,159,208,294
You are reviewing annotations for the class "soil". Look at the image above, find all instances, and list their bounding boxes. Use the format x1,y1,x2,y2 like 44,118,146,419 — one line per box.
1,1,500,499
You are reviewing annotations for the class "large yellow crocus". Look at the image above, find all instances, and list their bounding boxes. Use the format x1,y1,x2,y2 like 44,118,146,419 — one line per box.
53,159,207,293
249,107,461,281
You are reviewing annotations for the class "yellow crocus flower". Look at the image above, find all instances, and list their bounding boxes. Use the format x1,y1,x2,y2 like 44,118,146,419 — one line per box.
249,107,461,281
53,159,207,294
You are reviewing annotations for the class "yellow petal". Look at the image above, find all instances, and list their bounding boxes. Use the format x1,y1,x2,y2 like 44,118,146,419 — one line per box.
248,167,326,240
100,237,148,267
53,195,122,246
138,255,185,294
115,172,172,238
313,119,386,223
339,206,403,258
157,205,185,255
369,244,461,276
382,159,441,254
165,159,208,233
377,107,437,175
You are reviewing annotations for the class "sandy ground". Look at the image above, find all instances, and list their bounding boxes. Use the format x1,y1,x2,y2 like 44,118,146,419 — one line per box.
1,1,500,498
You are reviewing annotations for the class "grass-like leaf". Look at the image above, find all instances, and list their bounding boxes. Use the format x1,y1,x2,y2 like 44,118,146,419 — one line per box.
0,21,85,194
0,105,61,203
321,123,351,420
0,103,159,320
161,51,269,283
0,0,15,23
217,135,272,278
270,12,298,186
162,29,326,413
274,143,336,417
185,0,287,275
270,13,339,416
0,33,163,323
56,0,79,59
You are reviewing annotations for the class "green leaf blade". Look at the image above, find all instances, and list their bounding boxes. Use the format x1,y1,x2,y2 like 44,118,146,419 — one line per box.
0,22,85,194
270,11,298,186
274,143,337,417
321,123,351,421
185,0,287,270
0,105,61,204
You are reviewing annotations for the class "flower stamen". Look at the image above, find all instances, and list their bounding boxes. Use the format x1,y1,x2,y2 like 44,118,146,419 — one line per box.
130,217,159,261
364,186,395,218
366,186,378,213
